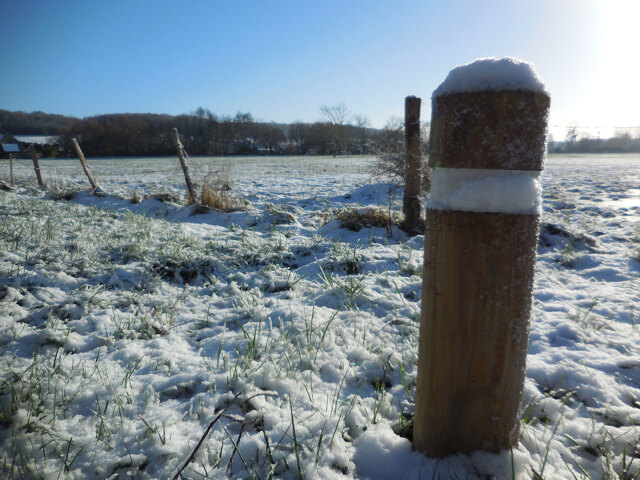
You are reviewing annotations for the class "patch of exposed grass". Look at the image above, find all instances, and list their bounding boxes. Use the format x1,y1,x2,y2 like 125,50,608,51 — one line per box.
189,166,249,212
46,182,79,201
335,207,402,232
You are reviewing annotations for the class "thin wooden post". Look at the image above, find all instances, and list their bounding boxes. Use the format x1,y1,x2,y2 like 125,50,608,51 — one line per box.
171,128,198,204
28,145,46,189
71,138,99,191
9,153,15,187
413,59,550,457
402,96,422,232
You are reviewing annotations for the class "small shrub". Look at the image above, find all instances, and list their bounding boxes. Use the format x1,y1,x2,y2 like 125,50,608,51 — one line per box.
367,117,431,190
193,166,249,212
264,202,299,225
47,183,78,201
335,207,402,232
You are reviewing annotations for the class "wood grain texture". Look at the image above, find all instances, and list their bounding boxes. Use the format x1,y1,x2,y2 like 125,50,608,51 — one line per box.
71,138,98,191
171,128,197,205
28,145,46,189
413,209,540,456
429,90,550,171
402,96,422,233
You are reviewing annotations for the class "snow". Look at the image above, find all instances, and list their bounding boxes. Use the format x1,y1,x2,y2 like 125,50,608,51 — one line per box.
433,57,549,97
1,153,640,479
353,424,416,479
428,167,542,214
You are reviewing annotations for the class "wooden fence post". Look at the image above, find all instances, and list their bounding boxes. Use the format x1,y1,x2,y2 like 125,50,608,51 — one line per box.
402,96,422,233
71,138,99,191
413,59,550,457
9,153,15,187
171,128,198,204
28,145,46,189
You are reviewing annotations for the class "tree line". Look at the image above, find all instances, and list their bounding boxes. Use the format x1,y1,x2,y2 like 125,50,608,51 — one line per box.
549,125,640,153
1,106,378,158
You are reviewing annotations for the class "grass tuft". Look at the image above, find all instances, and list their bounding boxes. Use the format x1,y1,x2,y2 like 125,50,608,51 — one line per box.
335,207,402,232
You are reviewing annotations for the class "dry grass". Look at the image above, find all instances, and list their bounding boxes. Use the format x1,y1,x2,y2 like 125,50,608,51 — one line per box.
131,191,185,205
335,207,403,232
46,182,79,201
193,166,249,213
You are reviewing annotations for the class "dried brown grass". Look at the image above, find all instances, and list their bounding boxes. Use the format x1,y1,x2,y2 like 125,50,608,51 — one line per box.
194,166,248,212
335,207,402,232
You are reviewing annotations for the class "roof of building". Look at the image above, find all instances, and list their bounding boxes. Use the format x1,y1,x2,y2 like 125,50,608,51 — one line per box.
0,133,19,144
0,144,20,152
13,135,60,145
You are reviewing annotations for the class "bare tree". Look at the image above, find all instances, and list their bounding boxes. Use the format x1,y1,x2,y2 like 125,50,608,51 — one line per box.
353,114,370,152
319,104,351,155
565,123,579,145
368,117,405,180
368,116,430,190
289,122,309,154
320,103,350,126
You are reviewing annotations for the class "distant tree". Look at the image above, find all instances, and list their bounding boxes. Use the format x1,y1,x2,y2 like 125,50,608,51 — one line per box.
306,122,334,155
320,103,350,126
319,104,351,155
289,122,309,154
0,109,77,135
565,124,579,147
256,124,286,153
353,115,370,153
233,112,256,153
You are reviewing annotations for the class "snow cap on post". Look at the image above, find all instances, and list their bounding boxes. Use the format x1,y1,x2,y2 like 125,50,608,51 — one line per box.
414,57,550,458
433,57,549,97
429,57,550,172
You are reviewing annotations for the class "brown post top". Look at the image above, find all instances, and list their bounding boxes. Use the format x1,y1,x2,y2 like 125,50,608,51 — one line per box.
429,90,550,171
414,58,550,458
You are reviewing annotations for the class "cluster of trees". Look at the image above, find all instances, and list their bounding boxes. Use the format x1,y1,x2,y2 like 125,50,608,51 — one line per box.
1,106,378,158
550,126,640,153
0,110,76,135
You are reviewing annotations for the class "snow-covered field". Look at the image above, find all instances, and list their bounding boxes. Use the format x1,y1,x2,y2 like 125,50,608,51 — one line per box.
1,154,639,479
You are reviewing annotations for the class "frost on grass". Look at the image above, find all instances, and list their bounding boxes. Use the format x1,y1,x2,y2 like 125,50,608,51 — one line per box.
1,154,640,479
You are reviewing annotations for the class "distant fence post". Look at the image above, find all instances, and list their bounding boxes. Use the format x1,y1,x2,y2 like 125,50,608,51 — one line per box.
402,95,422,233
171,128,198,204
28,145,46,189
71,138,99,191
9,153,15,187
413,59,550,456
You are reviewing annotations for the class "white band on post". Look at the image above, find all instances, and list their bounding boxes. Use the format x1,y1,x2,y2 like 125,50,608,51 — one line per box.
427,167,542,215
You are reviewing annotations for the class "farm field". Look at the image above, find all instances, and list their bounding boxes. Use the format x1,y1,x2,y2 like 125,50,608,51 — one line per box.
1,153,640,479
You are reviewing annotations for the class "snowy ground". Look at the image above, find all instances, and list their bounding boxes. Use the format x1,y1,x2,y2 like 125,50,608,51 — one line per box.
1,154,639,479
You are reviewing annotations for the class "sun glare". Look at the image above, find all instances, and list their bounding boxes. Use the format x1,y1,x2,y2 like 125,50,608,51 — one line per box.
595,0,640,131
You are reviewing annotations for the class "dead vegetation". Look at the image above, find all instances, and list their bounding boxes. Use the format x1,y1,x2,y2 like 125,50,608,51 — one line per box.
131,191,185,205
190,166,249,213
367,117,431,191
334,207,403,232
46,182,79,201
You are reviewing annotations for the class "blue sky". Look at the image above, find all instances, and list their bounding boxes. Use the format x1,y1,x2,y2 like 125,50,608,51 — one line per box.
1,0,638,137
